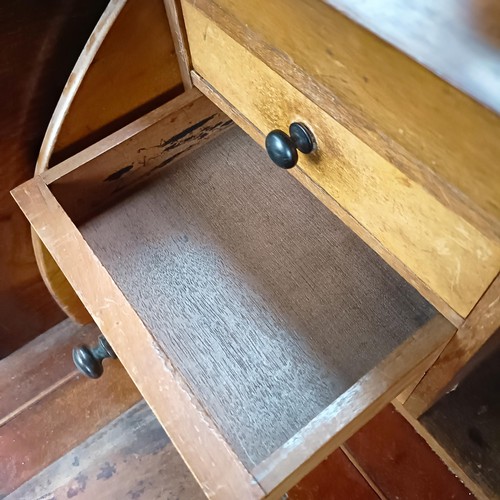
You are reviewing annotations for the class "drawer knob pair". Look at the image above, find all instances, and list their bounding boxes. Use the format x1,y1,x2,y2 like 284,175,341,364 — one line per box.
265,122,315,169
73,335,116,379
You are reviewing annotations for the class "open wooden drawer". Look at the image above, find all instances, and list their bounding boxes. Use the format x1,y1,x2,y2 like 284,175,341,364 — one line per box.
12,90,455,499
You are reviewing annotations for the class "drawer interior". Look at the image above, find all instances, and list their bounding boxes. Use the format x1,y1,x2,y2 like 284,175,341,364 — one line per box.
80,126,434,467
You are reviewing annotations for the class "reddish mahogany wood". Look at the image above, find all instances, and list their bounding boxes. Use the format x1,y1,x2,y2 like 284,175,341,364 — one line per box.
345,405,474,499
288,449,379,500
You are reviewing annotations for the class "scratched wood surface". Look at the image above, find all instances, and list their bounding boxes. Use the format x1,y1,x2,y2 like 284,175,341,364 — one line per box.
6,401,475,500
183,0,500,242
0,359,141,496
0,320,98,426
183,3,500,320
81,126,435,468
46,90,231,225
6,401,378,500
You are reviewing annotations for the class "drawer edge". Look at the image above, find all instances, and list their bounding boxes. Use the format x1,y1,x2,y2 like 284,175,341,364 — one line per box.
252,315,455,497
11,177,265,500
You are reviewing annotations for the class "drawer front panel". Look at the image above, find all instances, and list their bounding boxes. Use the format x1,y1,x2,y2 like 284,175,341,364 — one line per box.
183,2,500,318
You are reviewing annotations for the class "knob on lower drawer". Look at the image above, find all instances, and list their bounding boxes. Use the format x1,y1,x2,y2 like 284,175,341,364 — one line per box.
73,335,116,379
265,122,315,169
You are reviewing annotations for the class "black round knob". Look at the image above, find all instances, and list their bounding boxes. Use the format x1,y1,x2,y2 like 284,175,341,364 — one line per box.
72,335,116,379
265,122,315,169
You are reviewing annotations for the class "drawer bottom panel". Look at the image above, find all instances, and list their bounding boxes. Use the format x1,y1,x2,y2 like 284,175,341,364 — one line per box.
83,127,434,467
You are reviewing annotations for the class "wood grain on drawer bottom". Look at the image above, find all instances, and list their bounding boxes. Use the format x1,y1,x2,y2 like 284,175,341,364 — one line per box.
182,1,500,319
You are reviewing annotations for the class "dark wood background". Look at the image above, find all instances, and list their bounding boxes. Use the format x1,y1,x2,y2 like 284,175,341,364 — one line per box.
0,0,108,357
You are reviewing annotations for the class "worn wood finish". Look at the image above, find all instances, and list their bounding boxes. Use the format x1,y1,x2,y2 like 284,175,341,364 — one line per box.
6,402,205,500
288,449,380,500
192,72,463,328
7,399,477,500
12,177,264,499
405,275,500,417
45,90,231,224
0,361,141,496
326,0,500,114
0,320,98,426
12,128,455,498
420,339,500,500
81,127,436,468
183,6,500,319
395,341,450,405
33,0,185,324
344,405,474,500
0,0,108,357
182,0,500,239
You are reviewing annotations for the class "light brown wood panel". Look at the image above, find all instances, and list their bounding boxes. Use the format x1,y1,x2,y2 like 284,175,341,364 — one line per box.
183,3,500,319
192,73,463,328
182,0,500,239
405,275,500,417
